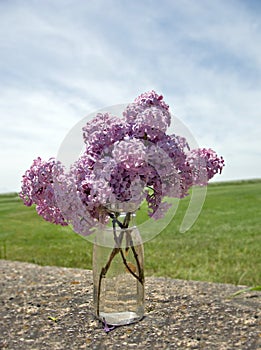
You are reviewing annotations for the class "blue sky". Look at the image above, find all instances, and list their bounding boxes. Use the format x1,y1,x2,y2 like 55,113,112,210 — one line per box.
0,0,260,192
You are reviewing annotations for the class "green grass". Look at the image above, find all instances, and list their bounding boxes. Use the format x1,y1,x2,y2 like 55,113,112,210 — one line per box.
0,179,260,286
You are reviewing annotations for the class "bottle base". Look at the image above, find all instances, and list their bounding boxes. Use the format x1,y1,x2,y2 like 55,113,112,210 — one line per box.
99,311,143,326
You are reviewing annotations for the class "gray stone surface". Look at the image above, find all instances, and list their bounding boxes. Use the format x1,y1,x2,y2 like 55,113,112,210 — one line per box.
0,260,260,349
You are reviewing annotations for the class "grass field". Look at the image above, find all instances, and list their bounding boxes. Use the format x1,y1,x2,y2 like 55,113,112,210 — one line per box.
0,180,260,286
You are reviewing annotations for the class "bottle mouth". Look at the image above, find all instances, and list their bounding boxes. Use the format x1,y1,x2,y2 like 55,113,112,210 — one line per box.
105,201,139,214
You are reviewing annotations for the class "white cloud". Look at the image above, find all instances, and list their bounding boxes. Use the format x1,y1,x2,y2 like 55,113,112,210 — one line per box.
0,0,260,192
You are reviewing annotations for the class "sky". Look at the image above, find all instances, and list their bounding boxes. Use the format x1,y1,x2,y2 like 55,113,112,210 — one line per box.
0,0,261,193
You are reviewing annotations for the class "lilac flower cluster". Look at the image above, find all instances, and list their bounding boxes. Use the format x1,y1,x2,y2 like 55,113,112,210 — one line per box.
20,157,67,226
187,148,225,186
112,138,147,169
124,91,170,141
82,112,127,156
20,90,225,236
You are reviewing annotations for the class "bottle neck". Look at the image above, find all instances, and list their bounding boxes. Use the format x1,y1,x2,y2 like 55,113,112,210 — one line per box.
106,201,139,214
109,211,136,230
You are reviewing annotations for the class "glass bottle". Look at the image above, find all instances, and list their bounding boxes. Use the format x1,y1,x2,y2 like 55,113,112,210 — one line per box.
92,208,144,326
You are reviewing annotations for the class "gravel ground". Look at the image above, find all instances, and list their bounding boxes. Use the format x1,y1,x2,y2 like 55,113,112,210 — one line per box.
0,260,260,350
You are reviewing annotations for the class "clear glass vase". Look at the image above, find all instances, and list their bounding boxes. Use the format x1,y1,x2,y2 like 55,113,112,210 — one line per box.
92,208,144,326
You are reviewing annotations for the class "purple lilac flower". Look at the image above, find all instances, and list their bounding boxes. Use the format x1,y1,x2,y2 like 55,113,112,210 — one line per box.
82,112,127,155
20,90,225,235
54,172,100,236
148,139,192,198
129,107,169,141
36,201,67,226
187,148,225,185
157,134,189,169
69,156,112,221
134,90,170,110
123,90,171,129
150,201,172,220
109,163,145,204
20,157,68,226
112,138,147,169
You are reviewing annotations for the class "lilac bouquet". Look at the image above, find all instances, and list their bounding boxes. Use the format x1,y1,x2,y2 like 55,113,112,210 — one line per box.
20,90,224,236
20,90,225,327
